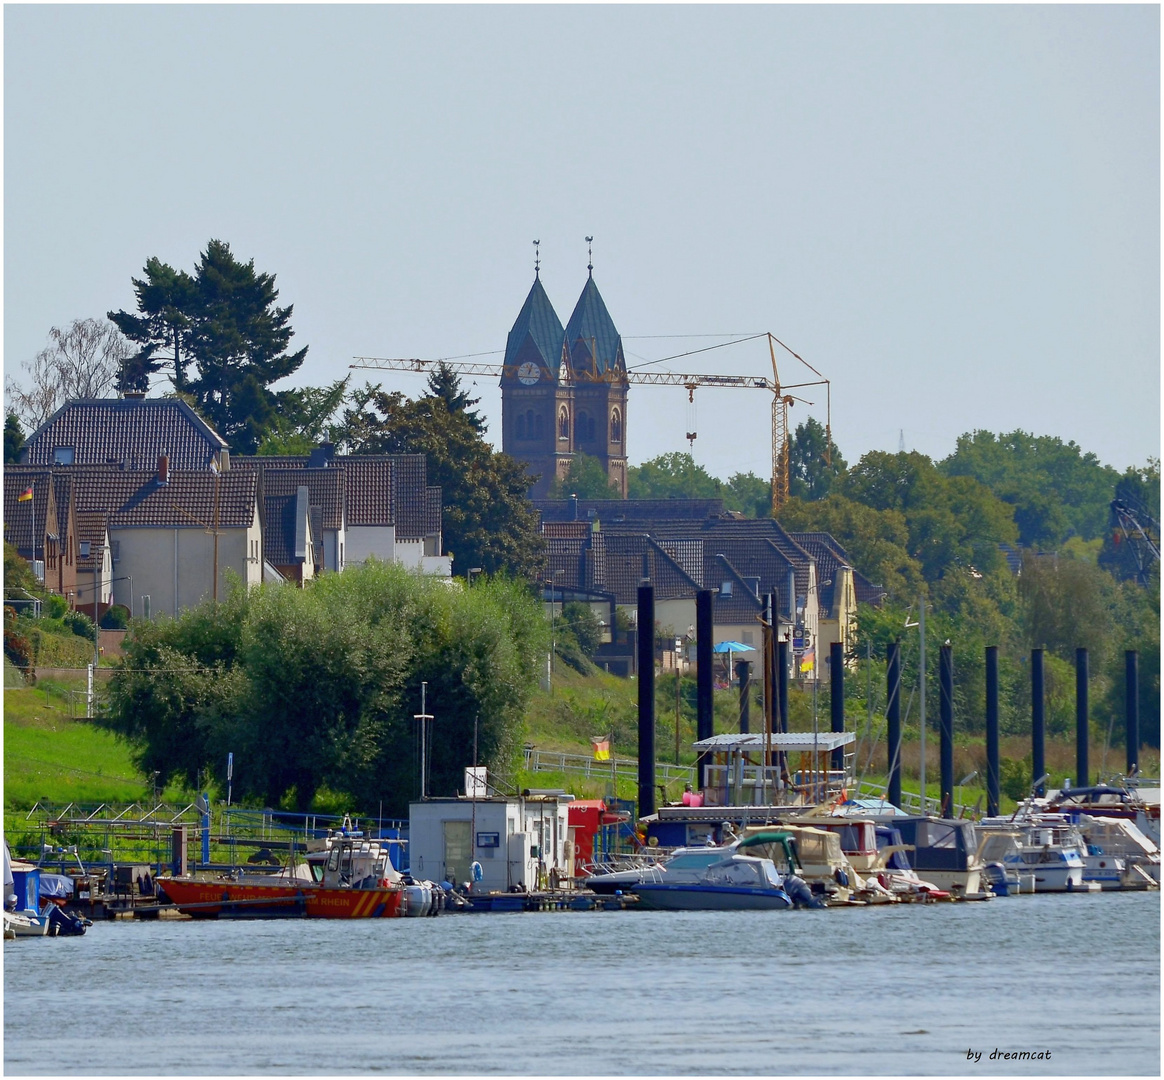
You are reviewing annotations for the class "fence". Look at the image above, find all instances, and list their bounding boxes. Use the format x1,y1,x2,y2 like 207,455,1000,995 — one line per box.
855,780,979,819
522,746,696,790
8,801,406,872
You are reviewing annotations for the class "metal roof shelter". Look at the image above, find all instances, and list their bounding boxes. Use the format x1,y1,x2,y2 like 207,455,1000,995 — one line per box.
693,732,855,753
693,732,855,809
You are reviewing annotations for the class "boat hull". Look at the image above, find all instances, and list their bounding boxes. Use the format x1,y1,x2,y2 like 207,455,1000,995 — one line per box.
633,883,792,911
157,877,406,919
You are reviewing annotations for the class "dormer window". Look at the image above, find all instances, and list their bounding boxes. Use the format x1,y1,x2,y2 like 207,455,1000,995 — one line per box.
721,580,733,597
54,446,74,465
80,541,91,559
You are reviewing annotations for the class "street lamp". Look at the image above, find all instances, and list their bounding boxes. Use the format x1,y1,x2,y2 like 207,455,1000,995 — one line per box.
546,570,563,690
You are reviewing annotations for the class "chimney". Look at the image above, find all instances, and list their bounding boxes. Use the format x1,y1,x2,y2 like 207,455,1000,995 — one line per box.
157,453,170,485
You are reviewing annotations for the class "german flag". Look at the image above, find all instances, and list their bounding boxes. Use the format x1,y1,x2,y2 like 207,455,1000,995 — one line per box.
17,486,33,502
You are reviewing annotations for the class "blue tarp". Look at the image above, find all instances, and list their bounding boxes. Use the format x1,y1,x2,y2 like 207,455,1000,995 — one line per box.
39,874,74,899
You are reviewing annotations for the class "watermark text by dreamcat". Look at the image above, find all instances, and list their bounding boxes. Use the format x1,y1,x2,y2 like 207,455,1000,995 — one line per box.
966,1048,1052,1063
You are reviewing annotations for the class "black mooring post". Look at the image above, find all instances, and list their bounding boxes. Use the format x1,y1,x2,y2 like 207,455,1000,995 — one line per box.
1031,649,1046,798
830,641,845,774
1076,647,1089,788
695,589,714,787
939,644,954,818
986,645,1000,818
887,642,902,808
637,584,656,819
776,637,790,784
764,594,776,763
736,660,752,735
777,640,789,735
1126,650,1140,777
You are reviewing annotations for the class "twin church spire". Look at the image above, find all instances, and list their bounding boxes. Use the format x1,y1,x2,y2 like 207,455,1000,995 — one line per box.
501,246,629,498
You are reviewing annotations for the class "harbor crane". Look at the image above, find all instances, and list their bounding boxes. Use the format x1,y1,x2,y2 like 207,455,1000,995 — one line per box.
351,332,830,515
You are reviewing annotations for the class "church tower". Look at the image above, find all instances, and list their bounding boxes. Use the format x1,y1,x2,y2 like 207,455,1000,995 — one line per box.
500,271,569,499
500,251,628,498
562,269,629,497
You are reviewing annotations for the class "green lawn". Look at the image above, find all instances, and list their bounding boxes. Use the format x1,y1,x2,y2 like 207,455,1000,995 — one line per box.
4,666,194,810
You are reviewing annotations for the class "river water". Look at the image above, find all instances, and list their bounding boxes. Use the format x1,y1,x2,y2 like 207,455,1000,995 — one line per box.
4,891,1159,1076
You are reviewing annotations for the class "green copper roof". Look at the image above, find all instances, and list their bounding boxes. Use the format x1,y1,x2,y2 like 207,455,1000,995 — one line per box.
564,274,625,378
504,275,565,379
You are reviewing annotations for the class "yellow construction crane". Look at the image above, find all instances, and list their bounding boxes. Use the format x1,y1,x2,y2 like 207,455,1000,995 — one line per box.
350,332,829,516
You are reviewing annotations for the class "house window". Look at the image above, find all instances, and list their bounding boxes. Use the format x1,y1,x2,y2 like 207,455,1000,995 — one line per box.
110,541,119,564
611,408,622,444
80,541,91,559
53,446,75,465
558,406,569,441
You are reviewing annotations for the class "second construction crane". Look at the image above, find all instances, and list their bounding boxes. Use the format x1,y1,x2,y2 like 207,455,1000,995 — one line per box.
351,332,829,516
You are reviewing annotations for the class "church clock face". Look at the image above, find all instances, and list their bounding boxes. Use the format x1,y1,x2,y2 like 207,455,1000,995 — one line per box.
517,362,541,385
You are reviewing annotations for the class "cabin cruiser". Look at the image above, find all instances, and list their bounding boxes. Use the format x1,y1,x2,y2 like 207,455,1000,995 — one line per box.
1047,784,1160,847
976,815,1086,892
1073,815,1159,887
881,817,989,898
631,833,809,911
791,816,949,901
583,843,743,896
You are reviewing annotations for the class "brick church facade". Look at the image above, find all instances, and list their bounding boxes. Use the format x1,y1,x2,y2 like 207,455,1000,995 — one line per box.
500,270,629,499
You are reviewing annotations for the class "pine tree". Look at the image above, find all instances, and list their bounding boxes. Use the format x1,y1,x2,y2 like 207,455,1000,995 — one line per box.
108,241,308,450
426,361,485,433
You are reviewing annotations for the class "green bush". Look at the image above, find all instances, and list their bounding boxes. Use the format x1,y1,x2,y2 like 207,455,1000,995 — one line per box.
64,610,96,641
1000,756,1031,801
561,603,602,655
100,606,129,630
45,594,68,619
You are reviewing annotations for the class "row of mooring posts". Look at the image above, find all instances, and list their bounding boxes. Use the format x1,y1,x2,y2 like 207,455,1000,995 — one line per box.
636,579,1145,821
886,644,1144,819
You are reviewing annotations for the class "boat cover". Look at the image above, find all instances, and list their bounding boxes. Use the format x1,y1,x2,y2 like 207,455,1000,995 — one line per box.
38,874,75,899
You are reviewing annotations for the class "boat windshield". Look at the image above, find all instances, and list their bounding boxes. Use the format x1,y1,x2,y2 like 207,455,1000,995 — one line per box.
666,852,724,871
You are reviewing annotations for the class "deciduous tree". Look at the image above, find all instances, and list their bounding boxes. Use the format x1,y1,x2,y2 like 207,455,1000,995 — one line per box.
789,417,846,500
5,318,132,429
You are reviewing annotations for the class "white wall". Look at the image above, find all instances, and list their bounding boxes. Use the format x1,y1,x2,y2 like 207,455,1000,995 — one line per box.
408,797,571,892
346,524,395,565
112,522,254,618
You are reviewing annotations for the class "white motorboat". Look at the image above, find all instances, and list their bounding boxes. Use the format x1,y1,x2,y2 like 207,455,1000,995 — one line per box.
976,817,1085,892
1074,815,1159,889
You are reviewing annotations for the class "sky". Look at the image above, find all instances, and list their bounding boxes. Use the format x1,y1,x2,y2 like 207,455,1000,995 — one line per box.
4,5,1159,483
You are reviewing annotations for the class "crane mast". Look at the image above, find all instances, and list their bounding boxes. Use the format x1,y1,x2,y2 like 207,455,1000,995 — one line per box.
350,332,829,517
